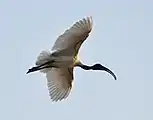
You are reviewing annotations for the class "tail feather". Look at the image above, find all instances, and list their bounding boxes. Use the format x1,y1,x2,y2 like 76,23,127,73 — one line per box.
35,50,52,73
36,50,51,65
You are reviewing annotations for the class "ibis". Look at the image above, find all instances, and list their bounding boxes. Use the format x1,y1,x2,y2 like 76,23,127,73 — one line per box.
27,16,117,102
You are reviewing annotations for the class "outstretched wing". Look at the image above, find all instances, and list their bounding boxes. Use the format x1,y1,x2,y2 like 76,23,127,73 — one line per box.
51,16,93,56
46,67,73,101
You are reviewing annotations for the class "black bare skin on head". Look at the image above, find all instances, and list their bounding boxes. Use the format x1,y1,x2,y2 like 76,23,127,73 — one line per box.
79,63,117,80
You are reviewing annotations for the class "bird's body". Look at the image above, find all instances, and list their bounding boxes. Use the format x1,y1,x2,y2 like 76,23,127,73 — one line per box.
27,16,117,102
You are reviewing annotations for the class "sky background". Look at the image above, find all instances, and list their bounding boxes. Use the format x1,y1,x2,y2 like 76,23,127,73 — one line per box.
0,0,152,119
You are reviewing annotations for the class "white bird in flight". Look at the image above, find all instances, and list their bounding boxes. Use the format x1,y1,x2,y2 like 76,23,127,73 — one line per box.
27,16,117,102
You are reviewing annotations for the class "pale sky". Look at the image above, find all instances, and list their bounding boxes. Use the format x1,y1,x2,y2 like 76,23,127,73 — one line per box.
0,0,152,119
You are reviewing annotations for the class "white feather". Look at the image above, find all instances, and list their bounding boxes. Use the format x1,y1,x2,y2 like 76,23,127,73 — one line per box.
35,50,51,66
33,16,93,101
46,68,73,101
51,16,93,56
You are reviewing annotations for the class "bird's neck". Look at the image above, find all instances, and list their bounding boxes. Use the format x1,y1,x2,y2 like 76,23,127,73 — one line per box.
76,62,92,70
80,65,92,70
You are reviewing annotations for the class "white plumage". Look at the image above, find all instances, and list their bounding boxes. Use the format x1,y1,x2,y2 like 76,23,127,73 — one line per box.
27,16,117,102
34,16,92,101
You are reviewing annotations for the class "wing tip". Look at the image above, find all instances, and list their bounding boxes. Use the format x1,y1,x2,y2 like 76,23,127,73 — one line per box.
48,86,72,102
84,15,93,31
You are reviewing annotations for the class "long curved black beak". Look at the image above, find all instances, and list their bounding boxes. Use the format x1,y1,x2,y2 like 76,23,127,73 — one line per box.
102,66,117,80
78,63,117,80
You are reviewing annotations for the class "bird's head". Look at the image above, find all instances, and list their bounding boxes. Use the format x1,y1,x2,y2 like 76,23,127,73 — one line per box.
92,64,117,80
92,64,104,70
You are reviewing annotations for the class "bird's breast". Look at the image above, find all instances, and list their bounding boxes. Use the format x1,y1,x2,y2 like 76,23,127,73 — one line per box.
52,56,74,68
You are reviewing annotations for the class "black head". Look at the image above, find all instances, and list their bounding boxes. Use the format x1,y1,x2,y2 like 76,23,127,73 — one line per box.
92,64,104,70
92,64,117,80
